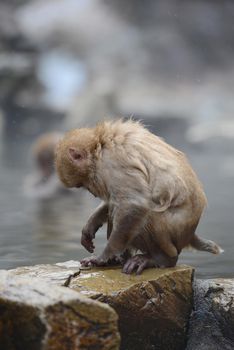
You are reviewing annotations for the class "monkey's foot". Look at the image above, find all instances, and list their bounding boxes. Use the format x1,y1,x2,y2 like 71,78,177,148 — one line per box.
122,254,155,275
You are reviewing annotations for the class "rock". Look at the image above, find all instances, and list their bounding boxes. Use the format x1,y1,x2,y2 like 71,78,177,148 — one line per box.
5,262,194,349
7,260,82,286
69,265,194,350
186,279,234,350
0,270,120,350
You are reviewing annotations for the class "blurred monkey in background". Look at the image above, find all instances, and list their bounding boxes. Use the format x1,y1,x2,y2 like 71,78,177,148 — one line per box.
24,132,66,199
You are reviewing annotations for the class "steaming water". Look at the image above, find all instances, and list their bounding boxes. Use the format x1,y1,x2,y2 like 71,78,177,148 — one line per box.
0,118,233,278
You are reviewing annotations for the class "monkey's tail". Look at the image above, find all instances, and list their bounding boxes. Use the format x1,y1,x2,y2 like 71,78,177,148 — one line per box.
190,234,224,254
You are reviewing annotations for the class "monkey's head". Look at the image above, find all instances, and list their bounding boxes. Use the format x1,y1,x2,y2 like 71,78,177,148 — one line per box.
33,132,63,178
55,128,98,188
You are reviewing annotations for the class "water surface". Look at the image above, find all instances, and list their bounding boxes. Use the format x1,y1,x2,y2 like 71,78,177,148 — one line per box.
0,118,233,278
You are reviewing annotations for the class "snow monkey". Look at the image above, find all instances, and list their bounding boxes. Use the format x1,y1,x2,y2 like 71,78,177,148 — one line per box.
24,132,64,199
55,119,223,274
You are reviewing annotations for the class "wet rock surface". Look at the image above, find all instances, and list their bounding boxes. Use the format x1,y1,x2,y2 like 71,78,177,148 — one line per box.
0,270,120,350
6,261,234,350
6,262,194,350
69,265,194,350
186,279,234,350
7,260,82,286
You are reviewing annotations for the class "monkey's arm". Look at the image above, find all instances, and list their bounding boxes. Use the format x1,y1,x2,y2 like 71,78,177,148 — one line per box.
82,204,147,265
81,202,108,253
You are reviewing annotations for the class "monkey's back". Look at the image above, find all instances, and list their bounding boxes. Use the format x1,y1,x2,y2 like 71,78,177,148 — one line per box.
97,120,207,215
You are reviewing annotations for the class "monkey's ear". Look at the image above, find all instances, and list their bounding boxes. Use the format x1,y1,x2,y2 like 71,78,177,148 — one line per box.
68,147,86,165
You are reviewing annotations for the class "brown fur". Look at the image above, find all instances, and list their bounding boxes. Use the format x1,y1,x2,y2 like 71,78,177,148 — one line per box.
55,119,223,273
24,132,64,199
33,132,62,158
33,132,63,173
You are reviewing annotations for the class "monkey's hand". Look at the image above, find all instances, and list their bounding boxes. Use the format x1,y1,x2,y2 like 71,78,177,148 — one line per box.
80,255,108,267
81,228,95,253
80,253,122,267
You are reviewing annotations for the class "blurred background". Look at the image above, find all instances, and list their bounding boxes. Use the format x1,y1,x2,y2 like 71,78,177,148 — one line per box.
0,0,233,277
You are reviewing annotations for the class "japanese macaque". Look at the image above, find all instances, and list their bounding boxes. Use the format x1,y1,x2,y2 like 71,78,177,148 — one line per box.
55,119,223,274
24,132,65,199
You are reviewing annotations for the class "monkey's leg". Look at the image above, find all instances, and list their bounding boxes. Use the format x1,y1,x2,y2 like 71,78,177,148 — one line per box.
106,217,132,265
151,250,178,268
81,222,132,268
149,232,178,268
124,227,178,274
81,202,108,253
81,205,148,267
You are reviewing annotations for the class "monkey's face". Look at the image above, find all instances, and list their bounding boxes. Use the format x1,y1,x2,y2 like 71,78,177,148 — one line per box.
55,129,96,188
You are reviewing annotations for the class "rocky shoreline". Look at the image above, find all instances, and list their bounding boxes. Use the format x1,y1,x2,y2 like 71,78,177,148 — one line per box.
0,261,233,350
